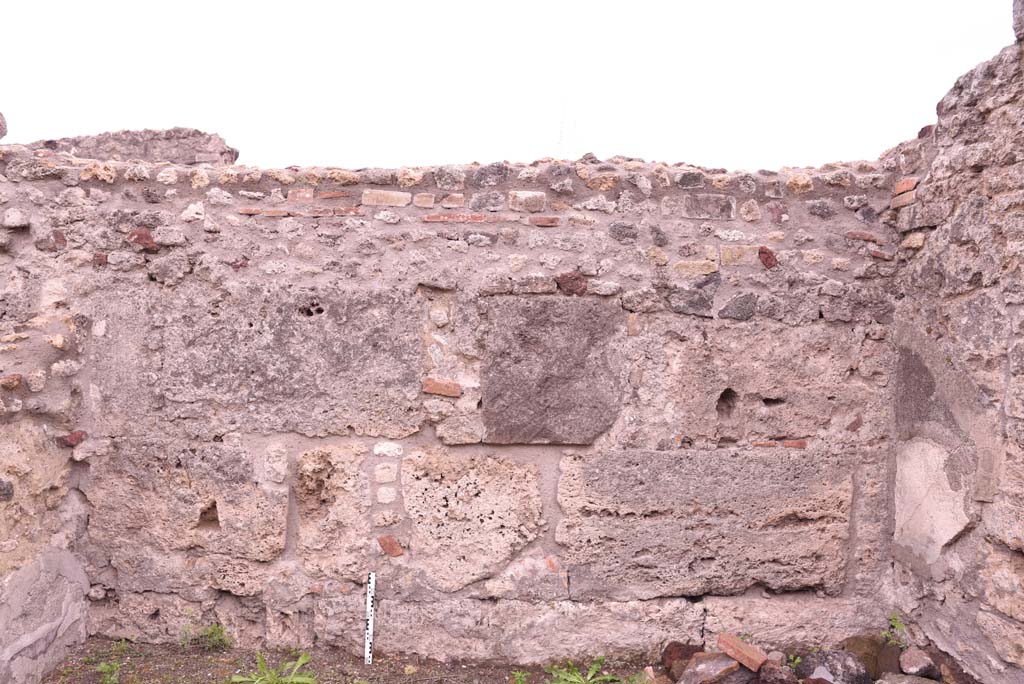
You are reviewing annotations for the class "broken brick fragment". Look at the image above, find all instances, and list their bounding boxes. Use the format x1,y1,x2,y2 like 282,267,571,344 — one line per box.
422,377,462,398
554,271,588,296
718,632,769,672
377,535,404,557
126,228,159,252
844,230,885,244
56,431,88,448
530,216,561,227
893,177,920,196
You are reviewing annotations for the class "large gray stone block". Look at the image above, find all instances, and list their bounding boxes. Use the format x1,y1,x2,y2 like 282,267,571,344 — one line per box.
479,296,625,444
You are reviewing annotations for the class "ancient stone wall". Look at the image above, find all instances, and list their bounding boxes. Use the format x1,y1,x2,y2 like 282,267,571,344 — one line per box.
887,26,1024,683
2,6,1024,683
0,142,902,678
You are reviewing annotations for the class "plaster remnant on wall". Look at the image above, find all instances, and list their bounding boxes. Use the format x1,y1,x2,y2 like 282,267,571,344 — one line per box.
893,438,970,566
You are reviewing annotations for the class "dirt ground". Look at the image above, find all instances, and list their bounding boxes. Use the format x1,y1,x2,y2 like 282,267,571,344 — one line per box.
44,638,651,684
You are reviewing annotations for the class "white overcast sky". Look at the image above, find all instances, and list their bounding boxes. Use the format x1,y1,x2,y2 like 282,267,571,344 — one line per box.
2,1,1013,171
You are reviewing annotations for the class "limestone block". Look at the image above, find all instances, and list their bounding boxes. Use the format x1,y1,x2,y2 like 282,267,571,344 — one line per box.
661,193,737,220
479,296,625,444
557,449,853,599
981,544,1024,623
88,591,204,644
976,609,1024,668
893,438,970,565
315,595,704,663
140,286,424,438
295,445,370,579
0,423,69,575
983,449,1024,550
84,439,289,564
637,322,884,446
703,596,887,651
401,449,543,591
0,549,89,684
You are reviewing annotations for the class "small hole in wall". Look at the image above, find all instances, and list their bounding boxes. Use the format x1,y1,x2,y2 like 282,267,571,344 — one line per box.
197,500,220,530
716,388,738,419
762,397,786,407
149,609,161,620
299,300,325,317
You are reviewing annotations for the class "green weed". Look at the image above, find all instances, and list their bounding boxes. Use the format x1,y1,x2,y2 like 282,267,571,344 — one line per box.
544,658,621,684
880,611,907,647
231,652,317,684
96,660,121,684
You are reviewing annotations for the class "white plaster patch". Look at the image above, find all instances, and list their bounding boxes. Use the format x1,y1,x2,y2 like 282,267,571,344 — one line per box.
895,437,970,564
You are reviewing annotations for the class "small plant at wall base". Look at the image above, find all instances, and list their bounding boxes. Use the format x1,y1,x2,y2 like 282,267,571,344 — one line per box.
96,660,121,684
181,623,232,651
512,671,531,684
231,652,317,684
787,654,802,670
880,611,907,647
544,658,622,684
198,623,232,651
110,638,131,658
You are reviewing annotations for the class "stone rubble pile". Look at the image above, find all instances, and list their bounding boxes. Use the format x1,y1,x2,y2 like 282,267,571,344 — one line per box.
654,632,970,684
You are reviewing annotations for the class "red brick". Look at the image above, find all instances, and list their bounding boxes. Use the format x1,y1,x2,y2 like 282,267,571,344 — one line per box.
318,190,353,200
92,252,108,266
554,271,587,296
422,212,489,223
869,248,895,261
287,187,315,202
422,377,462,398
126,228,159,252
718,632,768,672
377,535,404,557
261,208,290,217
0,374,23,390
758,245,778,269
530,216,562,227
440,193,465,208
56,430,88,448
751,440,777,448
893,177,920,196
662,642,703,671
890,190,917,209
288,207,334,217
238,207,262,215
844,230,885,244
782,439,808,449
413,193,435,208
